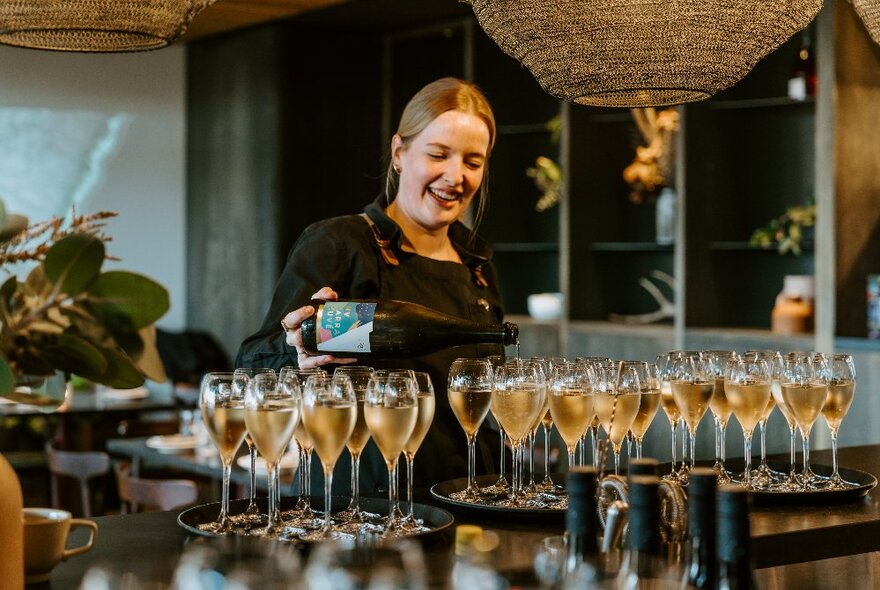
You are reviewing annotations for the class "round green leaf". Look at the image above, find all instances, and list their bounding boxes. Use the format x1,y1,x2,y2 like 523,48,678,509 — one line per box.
44,234,105,296
93,345,145,389
40,333,109,381
0,357,15,396
87,271,170,330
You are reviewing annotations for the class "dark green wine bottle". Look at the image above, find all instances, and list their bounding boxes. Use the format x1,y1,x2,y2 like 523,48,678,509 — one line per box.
300,298,518,358
717,485,757,590
685,467,717,589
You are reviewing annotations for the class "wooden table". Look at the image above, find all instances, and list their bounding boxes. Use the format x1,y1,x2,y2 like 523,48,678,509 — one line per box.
45,444,880,588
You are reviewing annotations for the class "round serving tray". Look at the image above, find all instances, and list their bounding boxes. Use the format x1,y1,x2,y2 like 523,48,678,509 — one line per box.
430,474,566,522
177,496,454,543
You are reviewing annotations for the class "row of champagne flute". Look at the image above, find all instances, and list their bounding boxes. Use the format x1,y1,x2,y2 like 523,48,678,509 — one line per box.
451,350,857,497
198,366,436,540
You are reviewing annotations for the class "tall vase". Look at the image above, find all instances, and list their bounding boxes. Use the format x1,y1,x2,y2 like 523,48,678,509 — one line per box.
0,452,24,589
655,187,677,245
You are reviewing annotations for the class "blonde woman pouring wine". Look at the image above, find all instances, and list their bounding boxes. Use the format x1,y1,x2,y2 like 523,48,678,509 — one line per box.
237,77,506,494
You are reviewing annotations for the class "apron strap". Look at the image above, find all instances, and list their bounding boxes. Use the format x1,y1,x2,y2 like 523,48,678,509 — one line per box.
360,213,399,267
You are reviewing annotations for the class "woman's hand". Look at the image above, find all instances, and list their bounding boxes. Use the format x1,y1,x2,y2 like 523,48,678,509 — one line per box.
281,286,356,370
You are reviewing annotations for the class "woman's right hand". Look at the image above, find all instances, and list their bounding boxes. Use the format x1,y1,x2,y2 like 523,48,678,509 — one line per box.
281,286,356,370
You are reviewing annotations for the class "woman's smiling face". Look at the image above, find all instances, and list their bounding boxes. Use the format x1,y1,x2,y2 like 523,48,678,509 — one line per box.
391,109,490,233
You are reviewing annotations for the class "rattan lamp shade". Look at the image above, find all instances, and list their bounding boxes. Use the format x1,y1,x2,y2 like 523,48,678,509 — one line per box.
853,0,880,45
0,0,215,52
464,0,823,107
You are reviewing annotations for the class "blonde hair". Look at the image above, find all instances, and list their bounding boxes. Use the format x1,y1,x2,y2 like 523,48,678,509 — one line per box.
385,77,496,231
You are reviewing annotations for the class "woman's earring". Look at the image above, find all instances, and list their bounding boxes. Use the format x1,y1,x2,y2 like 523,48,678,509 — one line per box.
394,165,401,174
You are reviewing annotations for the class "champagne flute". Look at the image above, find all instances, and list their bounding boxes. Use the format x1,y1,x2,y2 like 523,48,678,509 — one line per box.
231,367,275,525
199,372,247,534
492,361,545,505
594,362,641,475
725,354,772,489
333,366,377,525
527,357,561,494
626,361,660,460
577,357,612,467
365,373,418,535
704,350,735,482
401,372,435,531
548,362,594,471
824,354,857,489
485,355,508,492
301,372,357,540
669,352,714,475
244,371,300,535
744,350,784,488
655,353,682,482
281,367,324,528
539,403,557,491
770,353,803,491
780,354,828,490
447,358,494,501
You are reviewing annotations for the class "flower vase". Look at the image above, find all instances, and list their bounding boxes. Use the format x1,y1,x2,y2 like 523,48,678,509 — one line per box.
655,187,677,245
0,451,24,589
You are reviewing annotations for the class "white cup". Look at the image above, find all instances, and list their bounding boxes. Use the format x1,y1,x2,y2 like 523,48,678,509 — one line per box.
23,507,98,583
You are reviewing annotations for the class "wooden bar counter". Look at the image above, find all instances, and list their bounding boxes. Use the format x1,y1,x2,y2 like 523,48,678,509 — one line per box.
46,444,879,588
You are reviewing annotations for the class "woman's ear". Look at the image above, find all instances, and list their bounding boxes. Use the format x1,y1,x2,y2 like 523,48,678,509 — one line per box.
391,134,404,170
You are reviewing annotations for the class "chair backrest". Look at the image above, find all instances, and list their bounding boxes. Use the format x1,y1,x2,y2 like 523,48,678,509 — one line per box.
115,462,198,513
45,444,111,518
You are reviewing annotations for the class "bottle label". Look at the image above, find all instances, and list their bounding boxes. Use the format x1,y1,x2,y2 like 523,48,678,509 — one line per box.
316,301,375,353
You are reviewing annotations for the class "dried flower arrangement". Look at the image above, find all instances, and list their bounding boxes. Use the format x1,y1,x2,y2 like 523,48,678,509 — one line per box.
622,108,680,204
527,116,563,212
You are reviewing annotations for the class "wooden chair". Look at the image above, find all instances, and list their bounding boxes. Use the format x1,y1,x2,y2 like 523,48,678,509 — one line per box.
114,462,198,513
45,443,111,518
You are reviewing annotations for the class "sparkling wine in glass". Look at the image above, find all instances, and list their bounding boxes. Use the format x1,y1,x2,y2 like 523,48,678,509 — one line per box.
548,362,594,472
626,361,660,460
301,372,357,540
770,354,802,491
823,354,857,489
447,358,494,500
594,362,641,475
744,350,784,488
705,351,735,483
780,354,828,490
333,366,378,526
231,367,275,525
656,353,682,482
725,355,772,489
669,353,714,474
244,371,300,535
199,372,247,534
280,367,324,528
492,361,545,505
401,372,435,531
365,373,418,535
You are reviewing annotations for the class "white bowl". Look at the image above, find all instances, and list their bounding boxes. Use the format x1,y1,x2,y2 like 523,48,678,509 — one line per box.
527,292,563,320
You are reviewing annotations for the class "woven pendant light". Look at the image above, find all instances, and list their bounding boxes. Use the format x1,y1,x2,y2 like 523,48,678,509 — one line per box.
0,0,216,52
463,0,823,107
853,0,880,45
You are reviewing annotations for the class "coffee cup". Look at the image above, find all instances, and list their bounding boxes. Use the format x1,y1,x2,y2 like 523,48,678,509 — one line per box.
23,507,98,583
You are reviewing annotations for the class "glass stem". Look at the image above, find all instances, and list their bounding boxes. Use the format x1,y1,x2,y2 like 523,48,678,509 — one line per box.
568,446,576,471
393,461,400,514
636,440,643,460
528,432,536,485
543,425,551,482
714,418,721,464
267,462,279,532
760,420,768,466
499,428,506,482
590,427,598,467
350,453,361,513
670,421,678,469
387,461,398,530
789,426,797,480
831,430,840,479
467,435,477,495
406,454,416,521
680,419,688,466
689,427,697,471
613,449,621,475
801,428,812,490
743,435,753,488
323,465,333,534
303,450,313,513
296,446,307,510
720,423,727,464
220,461,231,529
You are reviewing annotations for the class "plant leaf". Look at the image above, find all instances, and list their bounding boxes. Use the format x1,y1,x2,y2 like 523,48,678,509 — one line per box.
0,214,28,243
40,333,109,381
44,234,105,296
135,325,167,383
86,271,170,330
93,345,145,389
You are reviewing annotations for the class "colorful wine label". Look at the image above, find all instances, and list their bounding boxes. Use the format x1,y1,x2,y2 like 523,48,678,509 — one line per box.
316,301,375,353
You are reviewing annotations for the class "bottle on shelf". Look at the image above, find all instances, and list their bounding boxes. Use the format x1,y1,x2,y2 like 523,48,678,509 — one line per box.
300,298,518,358
788,24,816,101
716,485,758,590
684,467,717,589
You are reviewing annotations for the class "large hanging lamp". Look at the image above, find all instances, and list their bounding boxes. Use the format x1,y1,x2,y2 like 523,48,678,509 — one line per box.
0,0,217,52
463,0,823,107
853,0,880,45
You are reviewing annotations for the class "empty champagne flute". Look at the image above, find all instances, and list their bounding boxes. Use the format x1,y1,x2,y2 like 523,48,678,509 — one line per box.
199,372,247,534
725,354,772,489
669,352,714,475
401,372,435,531
548,362,594,471
447,358,494,500
244,371,300,535
365,373,418,535
594,362,641,475
823,354,857,489
231,367,275,525
301,372,357,540
333,366,377,526
705,350,735,482
492,361,545,505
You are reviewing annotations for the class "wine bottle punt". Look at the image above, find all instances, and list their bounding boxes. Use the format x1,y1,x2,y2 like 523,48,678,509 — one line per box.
300,298,518,358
